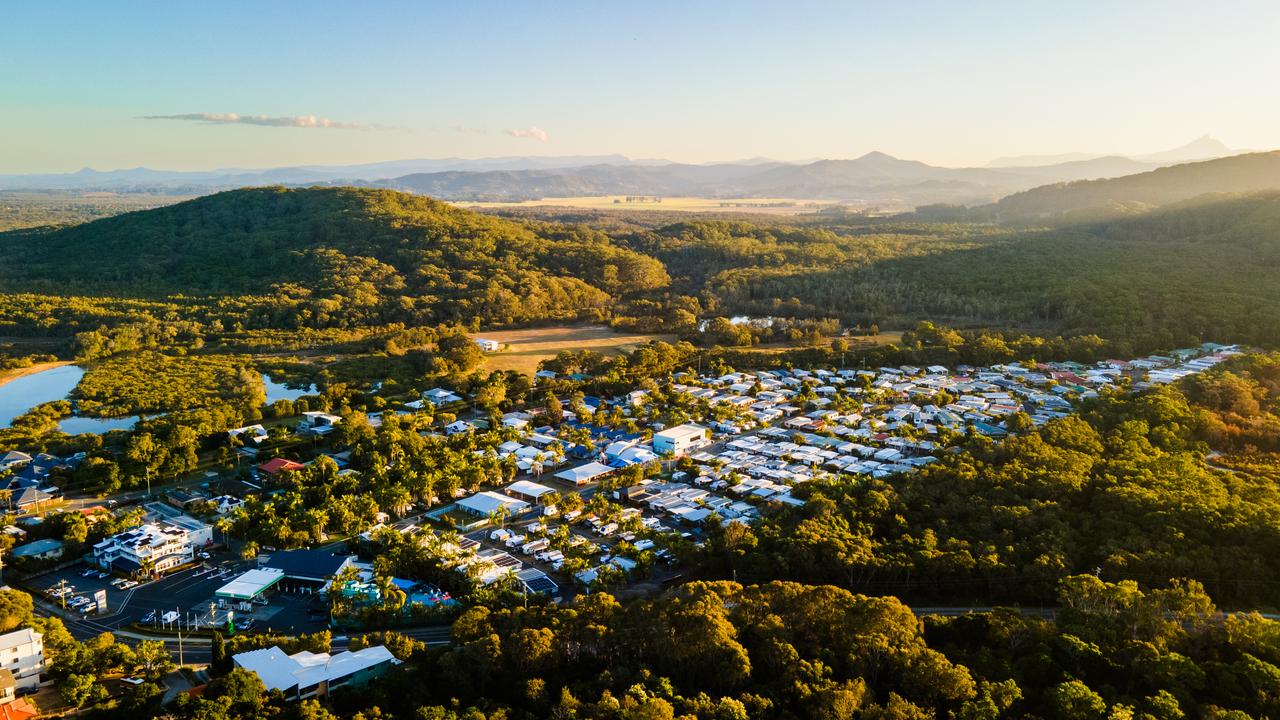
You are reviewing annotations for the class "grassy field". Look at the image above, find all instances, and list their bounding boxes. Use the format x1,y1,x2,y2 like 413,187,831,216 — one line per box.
456,196,839,215
473,326,675,374
746,330,904,353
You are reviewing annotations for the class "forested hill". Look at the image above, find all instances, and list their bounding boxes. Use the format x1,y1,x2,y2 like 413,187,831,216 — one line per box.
989,150,1280,224
0,186,669,325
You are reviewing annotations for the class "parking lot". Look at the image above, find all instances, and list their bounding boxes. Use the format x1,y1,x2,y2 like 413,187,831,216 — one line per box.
31,551,332,636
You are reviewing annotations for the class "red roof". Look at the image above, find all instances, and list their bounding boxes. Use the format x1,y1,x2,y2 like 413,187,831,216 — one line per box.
258,458,305,475
0,698,38,720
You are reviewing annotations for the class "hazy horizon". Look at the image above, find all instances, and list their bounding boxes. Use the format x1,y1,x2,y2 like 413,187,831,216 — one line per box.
4,0,1279,174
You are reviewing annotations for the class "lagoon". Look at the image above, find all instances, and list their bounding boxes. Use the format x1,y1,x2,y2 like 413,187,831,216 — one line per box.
264,376,317,404
0,364,85,429
58,415,147,435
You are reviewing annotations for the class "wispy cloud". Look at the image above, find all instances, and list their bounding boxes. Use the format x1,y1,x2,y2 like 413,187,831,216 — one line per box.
505,126,549,142
141,112,368,129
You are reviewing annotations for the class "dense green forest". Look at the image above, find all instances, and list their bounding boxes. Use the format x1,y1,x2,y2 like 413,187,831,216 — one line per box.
4,186,1280,353
157,579,1280,720
0,187,668,327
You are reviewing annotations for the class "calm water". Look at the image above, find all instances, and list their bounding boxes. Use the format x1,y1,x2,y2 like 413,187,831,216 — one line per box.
263,376,317,404
0,366,316,433
0,364,85,428
58,415,148,435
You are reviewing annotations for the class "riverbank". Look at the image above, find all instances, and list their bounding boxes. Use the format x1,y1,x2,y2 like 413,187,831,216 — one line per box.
0,360,73,390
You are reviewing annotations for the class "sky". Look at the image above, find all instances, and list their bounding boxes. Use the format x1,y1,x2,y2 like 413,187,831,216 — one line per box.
3,0,1279,173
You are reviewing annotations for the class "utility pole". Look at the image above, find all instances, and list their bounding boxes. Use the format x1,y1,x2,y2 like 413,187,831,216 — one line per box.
177,631,184,667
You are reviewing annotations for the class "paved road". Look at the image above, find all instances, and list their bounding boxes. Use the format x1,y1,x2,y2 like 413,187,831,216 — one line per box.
36,591,453,668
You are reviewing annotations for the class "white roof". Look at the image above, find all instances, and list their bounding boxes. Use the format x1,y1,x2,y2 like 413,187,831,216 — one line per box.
554,461,614,483
0,628,40,650
235,645,394,693
457,491,530,516
654,423,708,442
506,480,555,498
216,567,285,599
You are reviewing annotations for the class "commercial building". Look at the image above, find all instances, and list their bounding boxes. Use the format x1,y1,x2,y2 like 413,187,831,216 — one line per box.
216,568,286,602
262,550,358,592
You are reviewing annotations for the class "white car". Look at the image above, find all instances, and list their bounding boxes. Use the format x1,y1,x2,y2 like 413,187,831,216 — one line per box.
504,534,526,548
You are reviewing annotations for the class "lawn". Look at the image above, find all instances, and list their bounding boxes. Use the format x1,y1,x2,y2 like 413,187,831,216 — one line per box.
472,326,675,375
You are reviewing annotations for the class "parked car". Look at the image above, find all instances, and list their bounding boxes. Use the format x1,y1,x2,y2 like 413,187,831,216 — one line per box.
121,677,144,686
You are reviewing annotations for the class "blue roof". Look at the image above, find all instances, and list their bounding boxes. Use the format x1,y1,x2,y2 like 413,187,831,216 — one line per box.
11,538,63,557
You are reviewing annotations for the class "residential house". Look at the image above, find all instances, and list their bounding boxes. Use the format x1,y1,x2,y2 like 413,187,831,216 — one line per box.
233,645,397,701
92,519,212,575
0,629,42,691
10,538,63,562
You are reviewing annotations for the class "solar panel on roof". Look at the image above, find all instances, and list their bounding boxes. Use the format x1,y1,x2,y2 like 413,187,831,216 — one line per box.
524,577,559,594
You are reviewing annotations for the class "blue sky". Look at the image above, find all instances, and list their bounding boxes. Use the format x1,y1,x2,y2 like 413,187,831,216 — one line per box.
3,0,1278,172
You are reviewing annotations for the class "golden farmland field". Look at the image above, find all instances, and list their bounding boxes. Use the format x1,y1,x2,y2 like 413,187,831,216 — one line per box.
456,195,838,215
472,326,675,375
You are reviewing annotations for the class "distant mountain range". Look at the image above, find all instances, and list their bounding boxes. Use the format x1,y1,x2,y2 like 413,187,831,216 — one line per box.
987,150,1280,224
0,137,1244,208
372,151,1186,206
988,135,1233,168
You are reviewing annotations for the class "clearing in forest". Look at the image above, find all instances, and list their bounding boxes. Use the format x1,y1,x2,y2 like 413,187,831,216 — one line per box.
472,326,675,375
